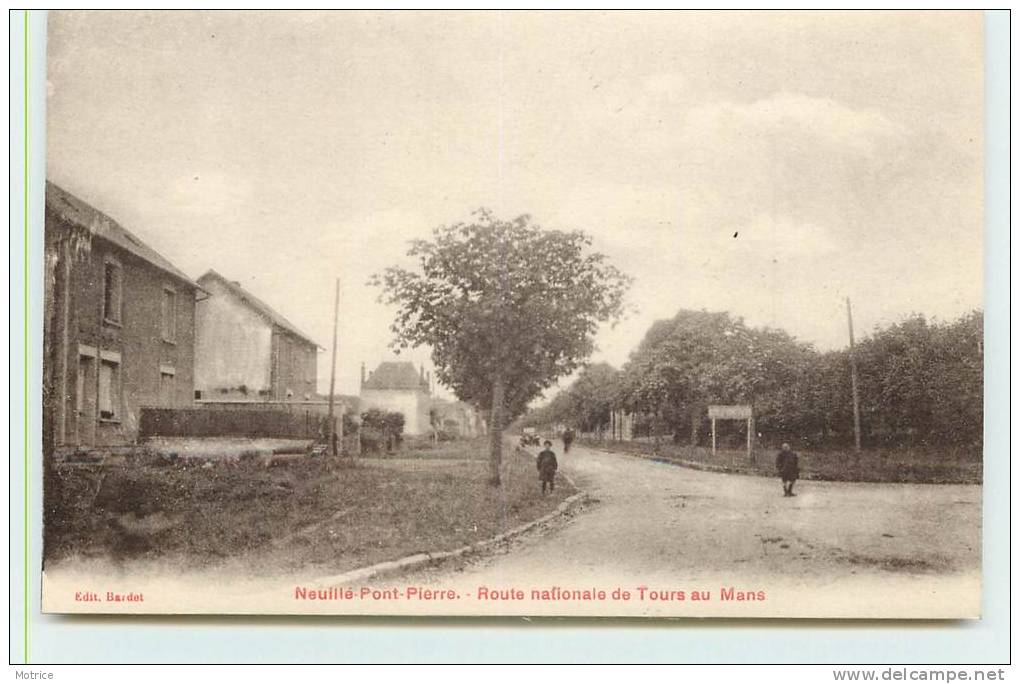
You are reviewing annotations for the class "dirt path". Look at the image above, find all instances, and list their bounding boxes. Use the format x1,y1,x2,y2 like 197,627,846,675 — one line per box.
396,444,981,618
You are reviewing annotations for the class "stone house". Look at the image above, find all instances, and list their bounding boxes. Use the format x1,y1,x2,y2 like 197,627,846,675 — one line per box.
44,182,205,447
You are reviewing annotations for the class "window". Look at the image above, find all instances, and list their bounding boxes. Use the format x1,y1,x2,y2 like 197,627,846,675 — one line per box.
98,358,120,420
161,287,177,342
103,261,122,324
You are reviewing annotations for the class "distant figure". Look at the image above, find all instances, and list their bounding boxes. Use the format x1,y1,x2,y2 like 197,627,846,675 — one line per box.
775,443,800,497
537,440,559,495
562,428,575,453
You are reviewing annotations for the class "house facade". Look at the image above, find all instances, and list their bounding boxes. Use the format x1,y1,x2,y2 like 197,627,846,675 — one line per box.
194,270,321,402
359,361,432,435
44,182,203,447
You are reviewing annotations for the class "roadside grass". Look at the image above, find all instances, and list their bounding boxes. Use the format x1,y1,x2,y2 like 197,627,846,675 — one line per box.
581,438,981,484
45,439,575,578
364,436,489,460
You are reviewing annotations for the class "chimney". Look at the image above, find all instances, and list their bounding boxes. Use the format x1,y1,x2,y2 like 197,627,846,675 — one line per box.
360,362,366,387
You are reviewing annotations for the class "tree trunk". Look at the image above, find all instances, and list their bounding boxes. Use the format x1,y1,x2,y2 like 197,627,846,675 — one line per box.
488,374,505,486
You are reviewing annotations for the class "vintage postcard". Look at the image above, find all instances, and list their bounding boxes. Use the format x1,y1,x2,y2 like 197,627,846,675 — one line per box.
41,10,983,618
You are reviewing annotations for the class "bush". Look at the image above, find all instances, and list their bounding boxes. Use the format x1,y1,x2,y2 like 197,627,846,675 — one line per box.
341,413,360,434
359,426,387,454
360,409,406,452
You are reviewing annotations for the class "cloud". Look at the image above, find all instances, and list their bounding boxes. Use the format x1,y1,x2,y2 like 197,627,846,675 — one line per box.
560,90,913,245
681,92,904,157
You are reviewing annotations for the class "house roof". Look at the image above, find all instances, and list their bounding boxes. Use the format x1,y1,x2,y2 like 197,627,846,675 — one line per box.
362,361,429,391
198,269,322,349
45,181,205,292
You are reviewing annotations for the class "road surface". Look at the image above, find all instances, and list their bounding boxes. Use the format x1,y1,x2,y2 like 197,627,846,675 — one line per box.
397,443,981,618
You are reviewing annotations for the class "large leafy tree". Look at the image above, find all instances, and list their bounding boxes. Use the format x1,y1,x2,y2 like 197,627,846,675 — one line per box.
373,210,630,484
618,311,744,443
565,363,623,433
926,310,983,444
619,310,814,444
853,311,983,446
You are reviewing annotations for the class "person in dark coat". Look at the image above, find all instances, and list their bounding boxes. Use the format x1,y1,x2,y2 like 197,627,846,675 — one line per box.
775,443,800,497
562,428,575,453
537,440,559,494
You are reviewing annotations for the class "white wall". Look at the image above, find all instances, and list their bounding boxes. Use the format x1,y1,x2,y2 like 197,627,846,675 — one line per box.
194,278,273,396
360,388,431,435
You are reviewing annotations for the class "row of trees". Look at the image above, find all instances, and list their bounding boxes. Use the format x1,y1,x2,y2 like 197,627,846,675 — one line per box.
524,309,983,448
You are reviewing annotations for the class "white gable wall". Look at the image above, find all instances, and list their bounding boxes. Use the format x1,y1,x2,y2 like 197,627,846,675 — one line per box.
360,388,431,436
194,278,273,397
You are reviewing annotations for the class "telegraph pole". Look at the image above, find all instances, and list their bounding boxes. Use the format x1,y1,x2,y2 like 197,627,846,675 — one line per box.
326,279,340,456
846,297,862,452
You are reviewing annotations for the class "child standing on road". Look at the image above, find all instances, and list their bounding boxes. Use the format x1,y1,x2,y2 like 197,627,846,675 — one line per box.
537,440,559,495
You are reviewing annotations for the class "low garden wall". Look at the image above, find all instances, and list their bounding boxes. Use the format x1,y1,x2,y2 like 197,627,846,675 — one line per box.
140,407,333,439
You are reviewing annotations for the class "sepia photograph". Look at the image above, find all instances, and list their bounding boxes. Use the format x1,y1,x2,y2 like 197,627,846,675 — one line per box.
39,10,984,618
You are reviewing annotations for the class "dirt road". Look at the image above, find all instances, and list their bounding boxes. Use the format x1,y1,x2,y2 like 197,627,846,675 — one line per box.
398,443,981,618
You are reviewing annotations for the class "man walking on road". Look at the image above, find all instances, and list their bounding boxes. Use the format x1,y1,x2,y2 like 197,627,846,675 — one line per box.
775,443,800,497
562,428,575,454
537,440,559,495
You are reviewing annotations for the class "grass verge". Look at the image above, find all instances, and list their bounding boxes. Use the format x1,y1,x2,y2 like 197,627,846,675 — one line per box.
45,439,575,578
364,436,490,460
580,438,981,484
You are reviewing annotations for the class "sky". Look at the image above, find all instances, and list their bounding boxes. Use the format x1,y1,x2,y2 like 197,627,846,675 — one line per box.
46,11,984,400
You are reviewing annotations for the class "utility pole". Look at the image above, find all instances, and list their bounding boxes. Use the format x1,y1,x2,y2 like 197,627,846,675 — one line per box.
326,279,340,456
846,297,862,452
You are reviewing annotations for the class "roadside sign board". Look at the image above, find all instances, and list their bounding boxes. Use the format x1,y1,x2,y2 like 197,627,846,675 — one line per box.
708,404,753,420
